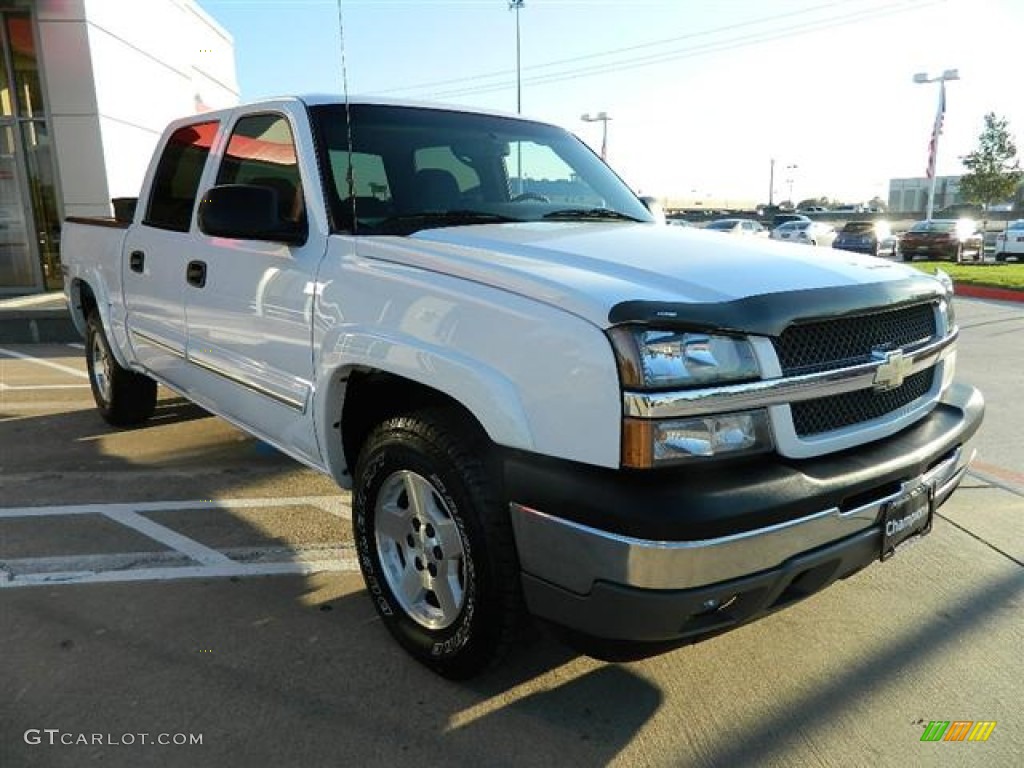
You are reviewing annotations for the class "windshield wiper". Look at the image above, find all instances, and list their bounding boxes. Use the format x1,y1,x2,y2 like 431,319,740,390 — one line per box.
373,210,524,234
542,207,644,223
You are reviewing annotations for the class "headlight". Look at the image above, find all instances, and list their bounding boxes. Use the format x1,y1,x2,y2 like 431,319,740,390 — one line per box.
622,410,774,468
608,327,760,390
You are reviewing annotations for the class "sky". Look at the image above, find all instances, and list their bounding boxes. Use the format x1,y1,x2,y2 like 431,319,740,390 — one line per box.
202,0,1024,206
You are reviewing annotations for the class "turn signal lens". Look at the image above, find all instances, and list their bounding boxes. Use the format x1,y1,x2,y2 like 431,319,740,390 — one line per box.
622,409,774,468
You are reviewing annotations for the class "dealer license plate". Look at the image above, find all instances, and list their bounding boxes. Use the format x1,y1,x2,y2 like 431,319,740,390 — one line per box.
880,483,934,560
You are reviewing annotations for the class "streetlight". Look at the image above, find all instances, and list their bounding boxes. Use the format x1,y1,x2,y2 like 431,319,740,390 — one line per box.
509,0,524,114
785,163,798,205
913,68,959,220
581,112,611,160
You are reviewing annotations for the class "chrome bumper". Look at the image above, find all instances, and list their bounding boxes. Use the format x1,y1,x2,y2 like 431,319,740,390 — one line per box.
509,440,975,595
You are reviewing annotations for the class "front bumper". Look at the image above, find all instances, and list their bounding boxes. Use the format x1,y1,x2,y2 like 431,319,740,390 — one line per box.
507,382,983,642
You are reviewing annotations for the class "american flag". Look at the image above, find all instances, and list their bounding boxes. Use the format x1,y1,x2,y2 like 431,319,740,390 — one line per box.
926,82,946,180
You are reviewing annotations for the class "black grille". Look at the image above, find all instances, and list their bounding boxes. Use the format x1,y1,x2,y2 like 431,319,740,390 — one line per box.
792,369,935,437
774,302,937,376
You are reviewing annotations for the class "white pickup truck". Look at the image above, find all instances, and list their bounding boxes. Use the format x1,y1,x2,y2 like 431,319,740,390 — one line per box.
62,96,984,678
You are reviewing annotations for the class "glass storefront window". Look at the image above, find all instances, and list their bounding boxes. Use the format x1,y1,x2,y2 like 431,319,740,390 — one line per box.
20,119,58,287
0,16,8,117
6,14,41,117
0,122,36,287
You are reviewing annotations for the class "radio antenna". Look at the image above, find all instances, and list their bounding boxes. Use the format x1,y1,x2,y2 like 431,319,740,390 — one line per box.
336,0,357,231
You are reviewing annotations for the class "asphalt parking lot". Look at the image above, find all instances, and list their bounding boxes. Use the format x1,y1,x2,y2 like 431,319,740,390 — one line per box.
1,298,1021,768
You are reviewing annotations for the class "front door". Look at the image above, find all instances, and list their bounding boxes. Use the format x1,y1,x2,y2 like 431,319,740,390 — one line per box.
185,108,328,467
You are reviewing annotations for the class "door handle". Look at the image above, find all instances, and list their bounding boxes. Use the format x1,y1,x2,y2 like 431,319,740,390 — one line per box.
186,260,207,288
129,250,145,272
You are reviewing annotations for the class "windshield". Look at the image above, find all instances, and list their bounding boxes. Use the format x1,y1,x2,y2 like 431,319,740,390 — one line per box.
310,104,653,234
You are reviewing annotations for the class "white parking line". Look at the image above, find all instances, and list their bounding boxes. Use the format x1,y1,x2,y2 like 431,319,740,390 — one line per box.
0,346,89,379
0,495,350,519
0,495,354,588
0,560,357,588
102,507,233,566
0,383,91,390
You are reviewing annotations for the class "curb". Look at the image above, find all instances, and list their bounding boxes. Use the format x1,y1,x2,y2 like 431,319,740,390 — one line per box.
954,283,1024,303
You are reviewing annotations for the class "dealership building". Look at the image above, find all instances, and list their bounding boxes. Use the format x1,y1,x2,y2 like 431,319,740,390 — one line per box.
0,0,238,295
887,176,964,215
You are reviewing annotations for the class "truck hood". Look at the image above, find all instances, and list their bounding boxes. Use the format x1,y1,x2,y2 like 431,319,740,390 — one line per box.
363,223,942,333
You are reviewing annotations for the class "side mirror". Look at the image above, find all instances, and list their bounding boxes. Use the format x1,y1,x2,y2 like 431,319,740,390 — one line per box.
198,184,307,245
638,195,666,225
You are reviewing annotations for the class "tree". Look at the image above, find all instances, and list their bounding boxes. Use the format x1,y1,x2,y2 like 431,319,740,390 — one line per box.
958,113,1022,213
796,196,830,210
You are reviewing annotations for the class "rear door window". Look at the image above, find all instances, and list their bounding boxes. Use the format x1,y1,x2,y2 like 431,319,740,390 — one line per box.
144,121,219,232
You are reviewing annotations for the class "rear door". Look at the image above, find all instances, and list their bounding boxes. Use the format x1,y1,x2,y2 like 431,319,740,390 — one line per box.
184,107,328,466
123,120,219,382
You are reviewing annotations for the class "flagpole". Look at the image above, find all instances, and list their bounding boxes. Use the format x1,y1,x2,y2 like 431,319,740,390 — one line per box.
926,82,945,221
915,69,958,221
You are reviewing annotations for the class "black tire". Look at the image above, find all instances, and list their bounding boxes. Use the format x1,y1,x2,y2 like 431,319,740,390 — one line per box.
352,408,523,679
995,251,1006,263
85,312,157,426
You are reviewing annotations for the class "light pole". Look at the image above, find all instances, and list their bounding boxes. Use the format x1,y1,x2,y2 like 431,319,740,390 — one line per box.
785,163,798,206
581,112,611,160
509,0,524,114
914,68,959,220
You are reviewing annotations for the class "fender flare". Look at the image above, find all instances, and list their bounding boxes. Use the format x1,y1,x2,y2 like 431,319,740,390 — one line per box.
68,273,134,370
314,329,535,485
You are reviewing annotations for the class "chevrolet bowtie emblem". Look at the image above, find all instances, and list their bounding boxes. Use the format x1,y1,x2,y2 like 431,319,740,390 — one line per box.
872,348,912,391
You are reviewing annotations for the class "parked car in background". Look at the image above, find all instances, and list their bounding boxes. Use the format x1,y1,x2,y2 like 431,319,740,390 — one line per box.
994,220,1024,262
771,213,811,229
899,219,983,262
705,218,768,236
771,220,837,247
666,217,693,228
833,220,896,257
797,206,828,214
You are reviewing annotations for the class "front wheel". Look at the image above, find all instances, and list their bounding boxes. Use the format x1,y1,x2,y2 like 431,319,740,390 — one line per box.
352,409,524,678
85,313,157,426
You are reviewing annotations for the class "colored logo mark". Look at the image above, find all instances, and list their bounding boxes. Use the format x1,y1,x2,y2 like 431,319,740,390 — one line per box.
920,720,996,742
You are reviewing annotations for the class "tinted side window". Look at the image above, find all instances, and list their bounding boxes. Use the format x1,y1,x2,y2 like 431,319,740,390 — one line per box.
216,113,305,226
144,122,218,232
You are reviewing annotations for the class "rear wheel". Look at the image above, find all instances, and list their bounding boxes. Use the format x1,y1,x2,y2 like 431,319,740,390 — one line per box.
352,408,524,679
995,251,1007,263
85,313,157,426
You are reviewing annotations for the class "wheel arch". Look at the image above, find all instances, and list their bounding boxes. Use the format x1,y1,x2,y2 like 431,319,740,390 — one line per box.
68,277,133,369
316,360,533,490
